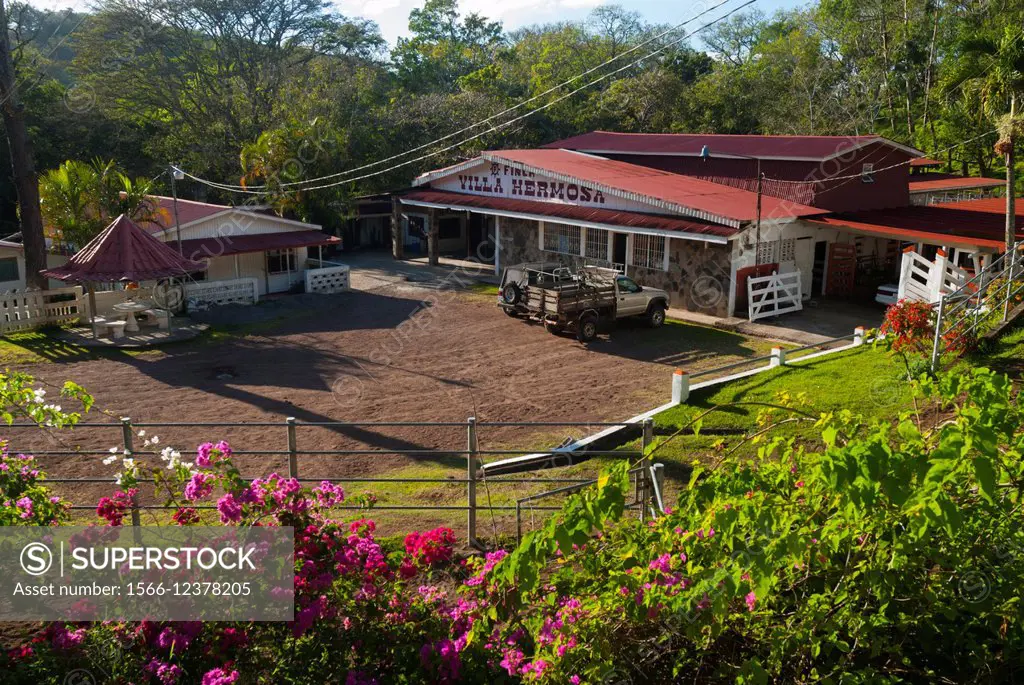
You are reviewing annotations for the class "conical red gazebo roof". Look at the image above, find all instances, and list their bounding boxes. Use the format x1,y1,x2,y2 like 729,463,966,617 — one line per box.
43,214,205,283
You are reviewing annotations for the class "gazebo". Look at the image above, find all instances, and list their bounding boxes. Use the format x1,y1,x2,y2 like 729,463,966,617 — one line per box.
42,214,206,338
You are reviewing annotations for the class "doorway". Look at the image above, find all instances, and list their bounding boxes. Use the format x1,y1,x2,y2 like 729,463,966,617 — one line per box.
612,233,628,267
811,240,828,296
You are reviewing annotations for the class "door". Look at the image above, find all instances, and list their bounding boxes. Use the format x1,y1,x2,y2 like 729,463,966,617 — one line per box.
616,276,647,316
612,233,627,268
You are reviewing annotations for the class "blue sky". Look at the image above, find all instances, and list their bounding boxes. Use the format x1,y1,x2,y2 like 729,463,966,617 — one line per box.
31,0,807,47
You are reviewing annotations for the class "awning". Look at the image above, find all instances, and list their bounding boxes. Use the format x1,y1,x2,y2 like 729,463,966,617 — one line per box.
400,189,738,243
178,230,340,261
809,199,1023,250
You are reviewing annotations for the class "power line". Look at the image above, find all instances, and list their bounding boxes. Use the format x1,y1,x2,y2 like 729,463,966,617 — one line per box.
192,0,742,192
184,0,761,196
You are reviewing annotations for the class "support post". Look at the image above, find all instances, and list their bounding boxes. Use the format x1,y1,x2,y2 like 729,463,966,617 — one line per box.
671,369,689,404
467,417,480,549
770,346,786,367
428,208,440,267
853,326,866,346
391,197,404,260
286,417,298,479
930,296,946,373
651,462,665,516
121,417,140,529
1004,247,1018,323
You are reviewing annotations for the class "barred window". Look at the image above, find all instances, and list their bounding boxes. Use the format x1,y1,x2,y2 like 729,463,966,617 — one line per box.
632,234,666,271
585,228,608,260
779,238,796,263
543,222,582,256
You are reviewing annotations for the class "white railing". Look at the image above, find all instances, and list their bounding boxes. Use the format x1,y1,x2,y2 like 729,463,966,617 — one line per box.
0,286,85,334
305,264,351,294
898,249,972,304
747,271,802,322
184,278,259,308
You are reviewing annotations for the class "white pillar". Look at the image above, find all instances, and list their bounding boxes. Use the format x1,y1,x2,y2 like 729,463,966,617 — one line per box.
494,216,501,276
770,346,786,367
853,326,866,346
671,368,689,404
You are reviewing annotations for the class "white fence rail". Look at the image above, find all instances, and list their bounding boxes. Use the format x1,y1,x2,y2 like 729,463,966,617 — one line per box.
185,278,259,308
305,264,351,295
748,271,802,322
0,286,85,334
898,249,972,304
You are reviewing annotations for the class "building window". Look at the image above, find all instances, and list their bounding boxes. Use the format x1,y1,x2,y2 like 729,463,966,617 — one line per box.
861,163,875,183
542,222,582,256
0,257,19,282
632,234,666,271
756,241,776,264
585,228,608,260
266,249,296,274
779,238,796,263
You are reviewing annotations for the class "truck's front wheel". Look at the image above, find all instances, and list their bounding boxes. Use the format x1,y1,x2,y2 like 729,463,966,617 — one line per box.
577,315,598,342
647,303,666,328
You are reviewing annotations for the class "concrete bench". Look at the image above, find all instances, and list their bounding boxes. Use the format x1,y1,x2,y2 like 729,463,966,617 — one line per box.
142,309,171,330
93,318,128,339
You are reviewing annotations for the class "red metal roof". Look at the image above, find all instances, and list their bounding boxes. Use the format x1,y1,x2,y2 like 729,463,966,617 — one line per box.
473,150,825,225
809,198,1024,250
908,173,1004,193
544,131,923,161
401,190,738,239
910,157,943,167
42,215,206,282
178,230,340,261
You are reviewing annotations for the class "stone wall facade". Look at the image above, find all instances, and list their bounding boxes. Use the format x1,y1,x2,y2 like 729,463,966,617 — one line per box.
498,216,733,317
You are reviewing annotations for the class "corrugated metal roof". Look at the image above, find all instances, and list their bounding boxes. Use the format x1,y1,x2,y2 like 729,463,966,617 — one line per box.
178,230,340,260
42,215,206,282
910,157,943,167
472,149,825,225
810,199,1023,250
401,190,738,239
908,174,1004,193
544,131,924,161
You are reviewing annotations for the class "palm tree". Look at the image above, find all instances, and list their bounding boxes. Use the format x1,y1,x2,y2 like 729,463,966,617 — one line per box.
948,26,1024,253
39,159,160,251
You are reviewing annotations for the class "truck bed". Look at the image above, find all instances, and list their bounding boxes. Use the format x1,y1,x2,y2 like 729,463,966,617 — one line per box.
525,281,616,318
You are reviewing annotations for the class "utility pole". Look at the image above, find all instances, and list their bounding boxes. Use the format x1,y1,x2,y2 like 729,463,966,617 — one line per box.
169,164,184,255
0,0,48,289
755,157,763,266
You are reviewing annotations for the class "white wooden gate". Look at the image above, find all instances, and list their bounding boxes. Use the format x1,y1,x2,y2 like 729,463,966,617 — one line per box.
747,271,803,322
897,249,972,304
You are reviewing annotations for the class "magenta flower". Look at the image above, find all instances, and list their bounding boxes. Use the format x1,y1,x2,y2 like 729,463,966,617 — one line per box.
201,667,239,685
216,493,243,523
745,591,757,612
183,472,214,502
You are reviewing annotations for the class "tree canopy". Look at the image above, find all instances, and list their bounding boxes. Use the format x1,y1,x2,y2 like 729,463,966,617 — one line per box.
3,0,1023,235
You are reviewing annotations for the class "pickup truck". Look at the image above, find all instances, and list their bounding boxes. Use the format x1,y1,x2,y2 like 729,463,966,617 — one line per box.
498,264,669,341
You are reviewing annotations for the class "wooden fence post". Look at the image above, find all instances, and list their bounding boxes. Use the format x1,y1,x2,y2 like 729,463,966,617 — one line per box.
466,417,480,549
121,417,141,532
286,417,298,479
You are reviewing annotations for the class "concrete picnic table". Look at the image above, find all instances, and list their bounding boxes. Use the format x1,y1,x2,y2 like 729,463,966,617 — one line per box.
111,300,152,333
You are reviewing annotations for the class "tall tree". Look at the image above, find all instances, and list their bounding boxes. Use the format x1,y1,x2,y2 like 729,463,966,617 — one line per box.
947,23,1024,252
0,0,47,288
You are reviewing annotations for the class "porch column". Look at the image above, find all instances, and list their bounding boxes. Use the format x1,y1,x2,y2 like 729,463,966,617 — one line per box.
494,216,501,277
391,197,404,260
462,211,470,259
427,208,440,267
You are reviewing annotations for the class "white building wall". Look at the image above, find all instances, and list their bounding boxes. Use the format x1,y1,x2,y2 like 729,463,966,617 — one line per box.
160,211,321,243
199,247,308,296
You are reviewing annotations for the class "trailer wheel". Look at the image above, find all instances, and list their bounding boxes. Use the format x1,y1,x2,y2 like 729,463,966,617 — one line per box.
647,302,666,328
504,308,520,318
577,314,598,342
501,283,522,305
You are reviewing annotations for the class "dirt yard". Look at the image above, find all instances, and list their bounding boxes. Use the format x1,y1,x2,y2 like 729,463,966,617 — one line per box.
5,260,781,533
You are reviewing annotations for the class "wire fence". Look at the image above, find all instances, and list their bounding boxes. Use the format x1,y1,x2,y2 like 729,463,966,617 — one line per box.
4,417,654,548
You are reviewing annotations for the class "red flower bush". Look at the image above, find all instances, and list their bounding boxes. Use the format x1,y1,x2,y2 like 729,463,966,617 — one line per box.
880,299,935,354
405,527,457,569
